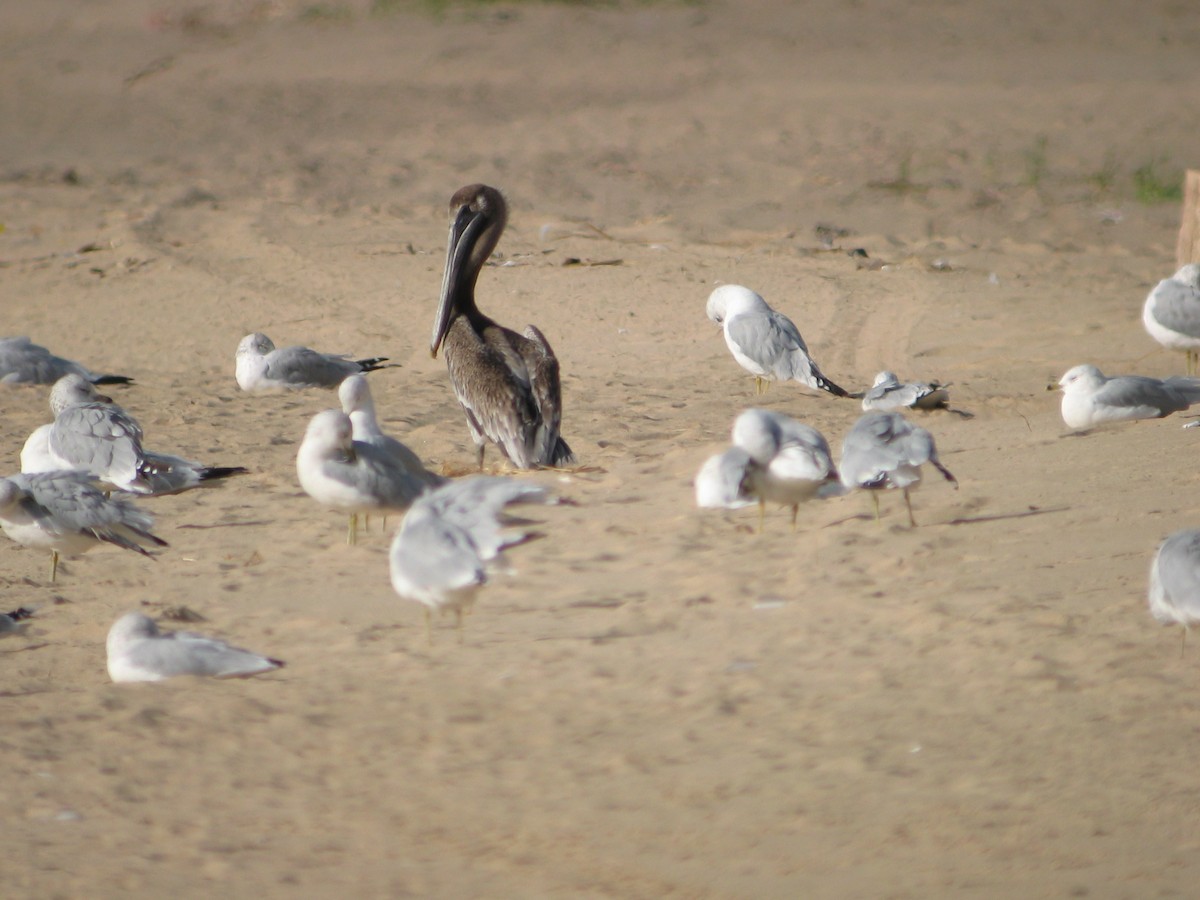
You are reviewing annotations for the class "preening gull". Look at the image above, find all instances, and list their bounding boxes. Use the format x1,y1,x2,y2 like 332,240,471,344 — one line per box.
0,471,167,581
106,612,283,683
694,446,755,511
0,336,132,386
1056,364,1200,430
338,375,440,485
1149,529,1200,654
861,371,950,412
731,409,843,531
390,475,557,642
705,285,850,398
840,411,957,526
1143,264,1200,374
235,332,393,392
296,409,432,544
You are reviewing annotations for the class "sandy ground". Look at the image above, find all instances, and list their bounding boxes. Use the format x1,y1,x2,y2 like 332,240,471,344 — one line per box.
4,0,1200,896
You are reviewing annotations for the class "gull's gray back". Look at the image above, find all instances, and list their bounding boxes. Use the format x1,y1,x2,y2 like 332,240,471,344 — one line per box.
268,346,358,388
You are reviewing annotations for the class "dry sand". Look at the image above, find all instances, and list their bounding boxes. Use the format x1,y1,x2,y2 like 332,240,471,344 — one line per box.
4,0,1200,896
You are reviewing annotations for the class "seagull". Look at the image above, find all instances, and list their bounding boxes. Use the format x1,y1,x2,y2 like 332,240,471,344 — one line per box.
0,336,132,386
39,374,246,494
1149,529,1200,655
1056,364,1200,430
106,612,283,683
235,332,393,392
0,606,35,638
694,446,756,511
431,184,575,470
839,411,957,526
296,409,432,544
0,471,167,581
1143,264,1200,374
338,375,439,484
731,409,843,531
861,371,950,412
705,284,850,398
389,475,556,642
338,374,441,531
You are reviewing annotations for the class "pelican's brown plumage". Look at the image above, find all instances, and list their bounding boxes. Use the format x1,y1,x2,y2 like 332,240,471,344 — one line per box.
431,184,575,470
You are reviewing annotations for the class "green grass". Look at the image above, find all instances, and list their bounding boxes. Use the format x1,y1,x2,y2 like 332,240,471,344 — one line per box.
1133,159,1183,204
1022,134,1048,188
298,3,355,22
1086,152,1119,195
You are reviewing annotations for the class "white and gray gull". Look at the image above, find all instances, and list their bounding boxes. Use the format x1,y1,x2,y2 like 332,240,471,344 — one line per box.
431,184,575,470
0,471,167,581
338,374,439,485
106,612,283,683
0,336,132,386
37,374,245,494
1148,529,1200,654
1056,364,1200,431
705,285,850,398
729,409,843,531
839,411,957,526
235,332,393,391
861,371,950,412
390,475,558,642
1143,264,1200,375
296,409,436,544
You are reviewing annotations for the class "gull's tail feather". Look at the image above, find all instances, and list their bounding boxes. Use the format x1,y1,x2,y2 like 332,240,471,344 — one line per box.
199,466,249,482
90,374,134,386
355,357,397,374
813,369,852,399
932,459,958,486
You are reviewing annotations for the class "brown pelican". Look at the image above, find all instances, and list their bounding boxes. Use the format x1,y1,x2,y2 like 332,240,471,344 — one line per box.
431,184,575,470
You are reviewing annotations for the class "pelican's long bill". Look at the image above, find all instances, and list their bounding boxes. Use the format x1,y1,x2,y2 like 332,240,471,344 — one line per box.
432,200,488,358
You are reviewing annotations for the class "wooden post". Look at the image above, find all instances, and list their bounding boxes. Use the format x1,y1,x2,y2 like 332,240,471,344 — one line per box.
1177,169,1200,267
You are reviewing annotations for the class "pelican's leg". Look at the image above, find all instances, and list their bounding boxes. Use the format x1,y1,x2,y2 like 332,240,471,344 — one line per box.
364,513,371,531
1190,350,1197,377
870,492,881,523
1181,624,1189,659
347,513,358,546
790,504,799,532
758,499,766,534
903,489,917,527
50,549,60,583
477,443,486,472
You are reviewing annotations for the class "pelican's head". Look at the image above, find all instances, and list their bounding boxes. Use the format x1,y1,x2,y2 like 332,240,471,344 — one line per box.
432,184,509,358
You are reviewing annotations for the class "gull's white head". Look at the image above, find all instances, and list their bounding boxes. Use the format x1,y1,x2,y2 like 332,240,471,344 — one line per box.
731,408,782,465
106,612,160,654
1173,264,1200,290
706,285,769,326
237,333,275,358
872,371,900,388
338,374,373,416
49,373,109,415
303,409,355,455
1058,364,1105,393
